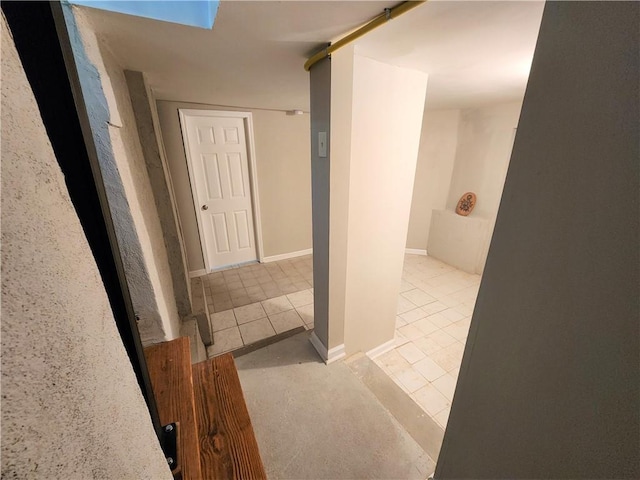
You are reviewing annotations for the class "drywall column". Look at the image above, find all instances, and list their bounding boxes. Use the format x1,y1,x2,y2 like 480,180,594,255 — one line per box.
309,56,334,358
436,2,639,478
325,45,356,359
332,49,428,356
1,15,171,478
125,70,191,317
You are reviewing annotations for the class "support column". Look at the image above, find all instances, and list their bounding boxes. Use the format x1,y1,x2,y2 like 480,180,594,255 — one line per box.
309,57,336,362
309,45,428,361
334,49,428,356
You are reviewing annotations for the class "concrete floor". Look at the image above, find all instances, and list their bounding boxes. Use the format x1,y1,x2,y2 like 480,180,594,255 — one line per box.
235,331,436,480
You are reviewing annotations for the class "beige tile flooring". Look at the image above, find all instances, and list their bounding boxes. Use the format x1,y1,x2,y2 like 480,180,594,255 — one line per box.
207,270,313,357
373,254,480,431
204,252,479,432
202,255,313,312
206,288,315,357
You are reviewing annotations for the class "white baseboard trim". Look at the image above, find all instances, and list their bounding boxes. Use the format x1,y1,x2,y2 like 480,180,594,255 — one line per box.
309,331,346,365
327,343,346,364
263,248,312,263
366,338,396,359
190,248,313,275
188,269,207,278
405,248,428,256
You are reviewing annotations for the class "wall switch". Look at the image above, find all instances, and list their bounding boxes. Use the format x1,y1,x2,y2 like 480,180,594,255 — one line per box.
318,131,327,158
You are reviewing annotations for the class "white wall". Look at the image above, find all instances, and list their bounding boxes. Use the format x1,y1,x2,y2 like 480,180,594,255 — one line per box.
427,210,492,274
406,109,460,250
326,44,355,351
73,9,181,343
446,102,521,218
1,15,171,478
418,102,521,273
331,50,428,355
156,101,312,274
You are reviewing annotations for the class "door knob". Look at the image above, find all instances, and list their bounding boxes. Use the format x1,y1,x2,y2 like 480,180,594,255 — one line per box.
201,205,209,211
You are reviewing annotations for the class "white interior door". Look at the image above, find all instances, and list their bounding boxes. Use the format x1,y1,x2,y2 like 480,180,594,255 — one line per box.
180,111,258,271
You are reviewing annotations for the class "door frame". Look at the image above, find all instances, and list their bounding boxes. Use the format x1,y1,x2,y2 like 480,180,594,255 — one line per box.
178,109,264,271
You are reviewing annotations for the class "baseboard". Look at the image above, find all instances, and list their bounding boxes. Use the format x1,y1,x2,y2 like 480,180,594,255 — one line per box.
190,249,312,274
327,343,346,364
262,248,312,263
366,338,396,359
405,248,428,256
309,331,346,365
189,269,207,278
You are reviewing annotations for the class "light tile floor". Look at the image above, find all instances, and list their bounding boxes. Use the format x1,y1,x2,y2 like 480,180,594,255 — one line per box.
373,254,480,432
204,252,479,433
201,255,313,312
206,289,315,357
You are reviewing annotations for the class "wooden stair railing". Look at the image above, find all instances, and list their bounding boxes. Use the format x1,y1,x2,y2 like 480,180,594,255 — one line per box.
144,337,266,480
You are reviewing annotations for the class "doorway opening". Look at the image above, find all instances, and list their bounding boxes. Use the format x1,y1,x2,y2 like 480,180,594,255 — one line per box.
179,109,264,273
379,104,524,433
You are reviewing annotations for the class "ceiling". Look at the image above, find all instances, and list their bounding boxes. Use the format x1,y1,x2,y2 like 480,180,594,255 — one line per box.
78,1,545,112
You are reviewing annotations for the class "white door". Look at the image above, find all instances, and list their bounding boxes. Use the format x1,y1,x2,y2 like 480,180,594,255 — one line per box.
180,111,258,271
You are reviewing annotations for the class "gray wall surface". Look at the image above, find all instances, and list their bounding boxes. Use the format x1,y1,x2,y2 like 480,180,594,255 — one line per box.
0,14,171,479
309,57,331,348
436,2,639,478
125,70,191,318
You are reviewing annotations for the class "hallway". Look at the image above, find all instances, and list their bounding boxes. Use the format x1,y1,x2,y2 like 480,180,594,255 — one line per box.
204,253,478,431
203,256,314,355
235,331,436,479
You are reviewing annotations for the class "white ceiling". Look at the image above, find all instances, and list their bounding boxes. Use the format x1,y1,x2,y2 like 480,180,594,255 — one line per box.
79,1,544,111
357,1,545,109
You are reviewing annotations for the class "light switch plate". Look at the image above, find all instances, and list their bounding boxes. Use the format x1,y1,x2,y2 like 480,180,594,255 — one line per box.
318,131,327,158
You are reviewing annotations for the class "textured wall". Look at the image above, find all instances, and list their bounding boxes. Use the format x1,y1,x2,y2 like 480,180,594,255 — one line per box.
68,7,181,343
436,2,639,478
1,14,171,479
125,70,191,318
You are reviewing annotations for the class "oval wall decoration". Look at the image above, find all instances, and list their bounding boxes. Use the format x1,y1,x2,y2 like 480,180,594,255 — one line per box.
456,192,477,216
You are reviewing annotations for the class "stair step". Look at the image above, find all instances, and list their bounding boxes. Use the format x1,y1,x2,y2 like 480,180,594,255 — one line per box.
145,337,202,479
192,354,266,479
